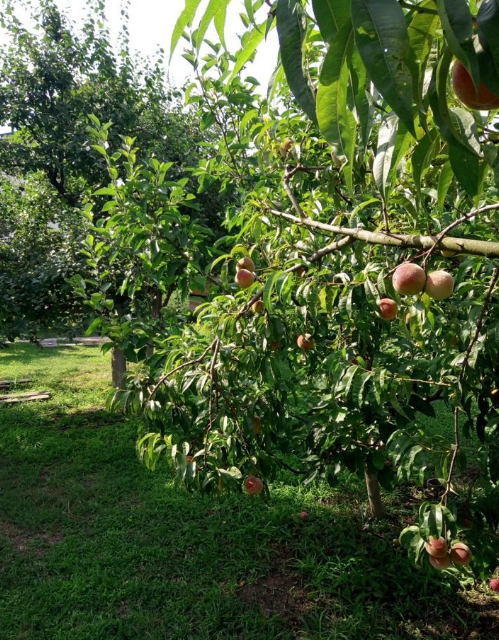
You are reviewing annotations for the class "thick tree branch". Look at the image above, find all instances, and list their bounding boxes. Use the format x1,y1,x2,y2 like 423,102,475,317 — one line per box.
267,207,499,258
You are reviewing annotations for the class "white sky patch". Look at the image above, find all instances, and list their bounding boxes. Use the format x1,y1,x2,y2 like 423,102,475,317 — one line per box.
54,0,279,90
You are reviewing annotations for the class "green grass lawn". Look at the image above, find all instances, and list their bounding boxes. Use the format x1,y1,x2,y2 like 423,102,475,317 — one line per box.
0,344,497,640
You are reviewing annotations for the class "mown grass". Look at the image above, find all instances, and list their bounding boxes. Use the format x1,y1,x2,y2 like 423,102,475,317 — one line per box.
0,344,497,640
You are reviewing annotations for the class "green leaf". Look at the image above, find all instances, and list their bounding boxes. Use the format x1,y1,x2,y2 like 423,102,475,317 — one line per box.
317,21,356,192
352,0,415,135
436,160,453,210
312,0,351,43
229,22,267,83
428,49,482,156
407,2,440,109
373,114,411,202
411,131,437,198
196,0,232,50
437,0,479,85
276,0,318,125
477,1,499,94
447,108,483,199
263,271,285,312
349,48,371,153
170,0,204,62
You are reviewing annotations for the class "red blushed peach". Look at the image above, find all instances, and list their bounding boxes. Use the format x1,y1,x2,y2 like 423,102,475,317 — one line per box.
235,269,255,289
244,475,263,495
379,298,398,320
424,536,448,558
237,256,255,272
490,578,499,591
429,554,452,570
450,542,472,566
424,270,454,300
452,59,499,111
269,340,281,351
297,334,314,351
392,263,426,296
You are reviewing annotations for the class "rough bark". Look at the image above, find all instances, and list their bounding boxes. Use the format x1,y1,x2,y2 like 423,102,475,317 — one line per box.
364,467,385,520
111,347,127,388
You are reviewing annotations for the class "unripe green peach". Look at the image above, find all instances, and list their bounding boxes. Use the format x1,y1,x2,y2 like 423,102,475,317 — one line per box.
392,263,426,295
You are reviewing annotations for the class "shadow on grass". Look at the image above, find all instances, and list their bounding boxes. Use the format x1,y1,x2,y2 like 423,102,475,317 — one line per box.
0,408,497,640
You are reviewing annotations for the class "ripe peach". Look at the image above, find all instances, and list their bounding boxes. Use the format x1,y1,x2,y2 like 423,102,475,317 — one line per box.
235,269,255,289
237,256,255,272
251,300,265,314
490,578,499,591
429,554,452,570
244,475,263,495
379,298,398,320
269,340,281,351
297,334,314,351
299,511,309,518
253,417,262,434
452,59,499,111
450,542,472,566
392,263,426,296
424,536,448,558
424,270,454,300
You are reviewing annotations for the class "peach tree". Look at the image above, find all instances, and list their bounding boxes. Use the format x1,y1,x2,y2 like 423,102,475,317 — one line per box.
103,0,499,580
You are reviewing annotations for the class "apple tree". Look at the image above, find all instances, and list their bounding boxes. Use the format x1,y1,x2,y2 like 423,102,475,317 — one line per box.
106,0,499,579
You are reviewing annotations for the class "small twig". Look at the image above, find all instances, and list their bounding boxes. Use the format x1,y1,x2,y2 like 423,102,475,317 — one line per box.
382,204,390,234
205,338,221,464
283,169,306,218
147,339,216,401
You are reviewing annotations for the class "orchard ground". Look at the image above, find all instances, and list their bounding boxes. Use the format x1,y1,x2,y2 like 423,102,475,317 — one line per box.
0,344,498,640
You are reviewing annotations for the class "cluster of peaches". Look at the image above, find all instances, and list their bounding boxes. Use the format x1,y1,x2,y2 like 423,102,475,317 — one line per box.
425,536,471,570
234,256,455,348
379,263,455,322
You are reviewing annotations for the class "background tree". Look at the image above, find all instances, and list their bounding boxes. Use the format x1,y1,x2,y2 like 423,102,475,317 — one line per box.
0,172,88,341
0,0,232,374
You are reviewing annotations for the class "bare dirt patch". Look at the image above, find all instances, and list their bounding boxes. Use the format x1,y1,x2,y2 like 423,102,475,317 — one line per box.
238,543,314,622
0,520,63,557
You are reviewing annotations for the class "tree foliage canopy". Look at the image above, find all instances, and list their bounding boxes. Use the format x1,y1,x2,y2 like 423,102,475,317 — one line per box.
65,0,499,579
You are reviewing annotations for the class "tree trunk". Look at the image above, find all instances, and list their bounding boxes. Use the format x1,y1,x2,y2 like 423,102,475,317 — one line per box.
364,467,385,519
111,347,127,388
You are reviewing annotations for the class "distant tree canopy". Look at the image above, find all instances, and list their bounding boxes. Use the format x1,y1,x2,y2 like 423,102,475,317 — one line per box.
0,0,205,206
0,0,234,342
